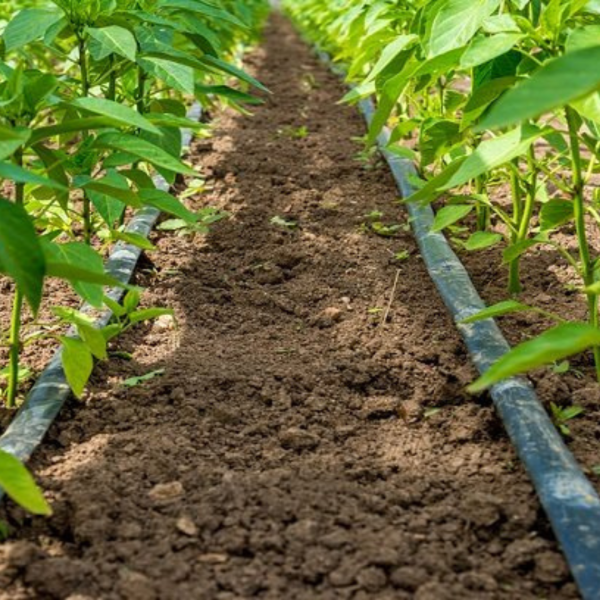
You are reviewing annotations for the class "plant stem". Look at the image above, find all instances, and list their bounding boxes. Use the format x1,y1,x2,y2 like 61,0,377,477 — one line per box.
566,105,600,379
7,149,25,408
475,174,488,231
108,56,117,101
78,34,93,244
136,65,147,115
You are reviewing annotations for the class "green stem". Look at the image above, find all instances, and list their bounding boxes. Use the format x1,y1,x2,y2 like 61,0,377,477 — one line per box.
475,175,488,231
7,149,25,408
566,106,600,379
136,65,147,115
108,56,117,101
78,34,93,244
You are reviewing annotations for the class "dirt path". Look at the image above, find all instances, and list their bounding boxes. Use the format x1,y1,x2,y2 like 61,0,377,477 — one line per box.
0,14,578,600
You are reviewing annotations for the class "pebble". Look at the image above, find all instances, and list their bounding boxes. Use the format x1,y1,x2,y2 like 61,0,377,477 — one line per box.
148,481,184,503
176,516,199,537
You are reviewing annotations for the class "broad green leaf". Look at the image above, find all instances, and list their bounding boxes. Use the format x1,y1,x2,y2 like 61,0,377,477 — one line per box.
0,126,31,161
0,450,51,515
94,133,196,176
442,125,541,190
431,204,474,232
52,307,107,360
464,231,502,250
139,189,198,223
78,324,108,360
84,171,129,226
365,35,417,82
428,0,501,57
405,157,467,204
468,323,600,391
3,9,62,52
460,33,523,69
481,46,600,130
60,337,93,398
0,161,67,191
87,26,137,62
540,199,574,231
138,57,195,95
460,300,537,323
43,242,107,307
69,98,161,135
0,198,45,313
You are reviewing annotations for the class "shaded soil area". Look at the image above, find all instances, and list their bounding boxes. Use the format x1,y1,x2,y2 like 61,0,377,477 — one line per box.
0,14,586,600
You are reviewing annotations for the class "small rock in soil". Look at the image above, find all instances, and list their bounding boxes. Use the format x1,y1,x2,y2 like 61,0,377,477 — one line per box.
176,516,199,537
148,481,184,503
279,427,320,451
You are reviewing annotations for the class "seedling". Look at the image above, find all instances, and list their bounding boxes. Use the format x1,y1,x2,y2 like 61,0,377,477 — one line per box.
550,403,584,437
277,125,309,139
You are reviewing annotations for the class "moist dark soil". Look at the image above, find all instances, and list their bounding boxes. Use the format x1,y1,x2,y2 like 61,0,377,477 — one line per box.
0,13,594,600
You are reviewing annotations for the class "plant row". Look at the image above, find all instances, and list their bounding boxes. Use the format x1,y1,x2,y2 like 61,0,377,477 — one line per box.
283,0,600,390
0,0,268,518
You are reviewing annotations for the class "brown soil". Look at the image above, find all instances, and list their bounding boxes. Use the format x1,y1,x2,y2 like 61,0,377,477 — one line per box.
0,14,591,600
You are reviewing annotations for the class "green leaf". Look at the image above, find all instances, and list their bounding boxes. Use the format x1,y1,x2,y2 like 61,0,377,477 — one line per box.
69,98,161,135
60,337,93,399
52,307,107,360
460,33,523,69
43,242,108,307
78,324,108,360
201,55,268,93
0,198,45,313
0,161,67,191
93,133,196,176
480,46,600,130
468,323,600,392
428,0,501,57
87,26,137,62
365,35,418,82
112,231,156,251
460,300,537,323
0,450,51,516
0,126,31,161
431,204,474,232
3,8,62,52
464,231,502,250
138,57,195,95
442,125,541,190
122,368,165,388
128,307,174,325
139,189,198,223
540,199,574,231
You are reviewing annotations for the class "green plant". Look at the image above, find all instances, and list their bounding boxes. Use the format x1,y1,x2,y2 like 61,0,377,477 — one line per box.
550,402,584,437
0,0,268,519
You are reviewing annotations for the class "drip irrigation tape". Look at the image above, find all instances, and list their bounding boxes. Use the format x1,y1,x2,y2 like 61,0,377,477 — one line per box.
314,49,600,599
0,103,202,496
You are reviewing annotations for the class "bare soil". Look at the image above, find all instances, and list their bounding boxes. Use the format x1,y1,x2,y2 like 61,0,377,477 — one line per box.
0,14,595,600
